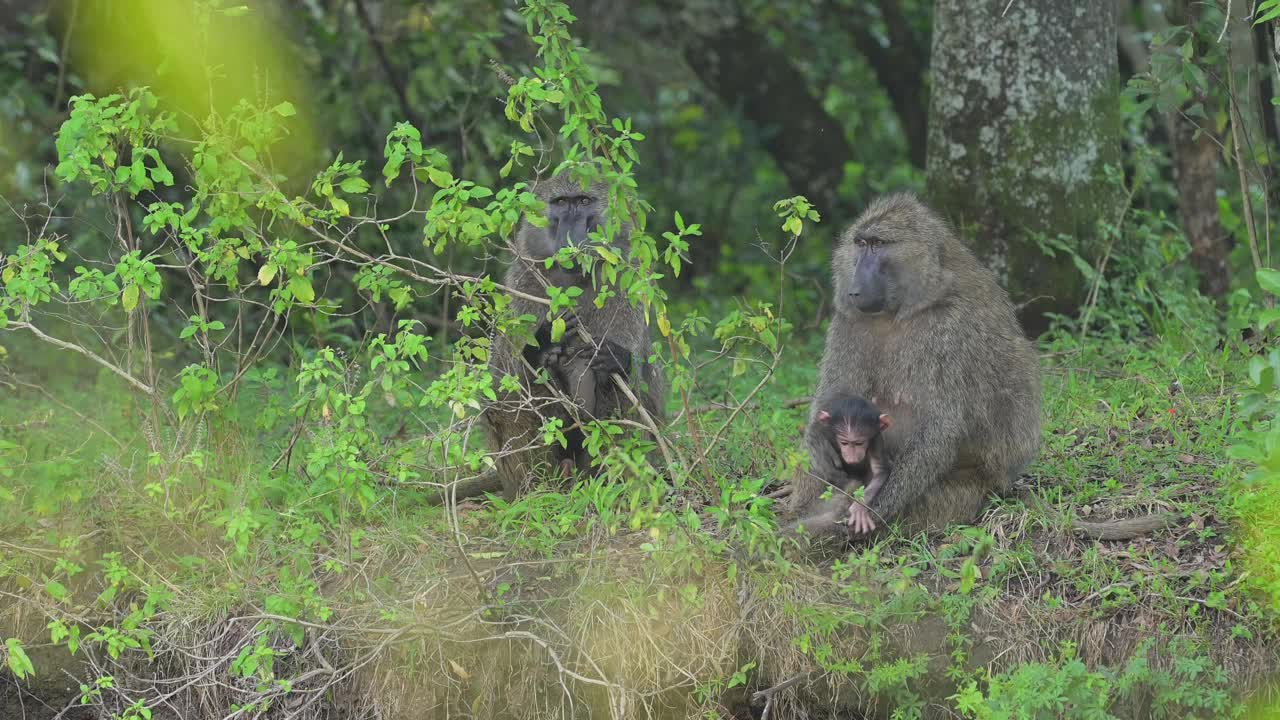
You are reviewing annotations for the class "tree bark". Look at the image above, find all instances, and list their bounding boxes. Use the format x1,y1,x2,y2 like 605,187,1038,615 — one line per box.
678,9,856,220
1170,106,1230,296
1164,0,1231,298
926,0,1122,337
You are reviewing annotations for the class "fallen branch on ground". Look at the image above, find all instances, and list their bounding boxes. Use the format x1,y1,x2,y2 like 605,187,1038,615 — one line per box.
1072,512,1178,541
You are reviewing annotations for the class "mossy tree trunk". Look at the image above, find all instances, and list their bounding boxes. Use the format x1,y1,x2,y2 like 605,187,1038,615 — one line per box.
926,0,1121,337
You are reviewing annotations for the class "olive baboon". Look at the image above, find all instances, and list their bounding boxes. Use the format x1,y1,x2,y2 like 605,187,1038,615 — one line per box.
483,177,665,500
789,192,1041,535
782,393,893,539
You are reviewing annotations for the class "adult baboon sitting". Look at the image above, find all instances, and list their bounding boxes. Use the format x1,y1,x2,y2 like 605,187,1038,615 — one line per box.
482,176,665,500
788,192,1041,537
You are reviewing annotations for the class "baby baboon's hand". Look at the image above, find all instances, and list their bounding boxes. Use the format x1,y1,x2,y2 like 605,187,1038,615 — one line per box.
846,502,876,535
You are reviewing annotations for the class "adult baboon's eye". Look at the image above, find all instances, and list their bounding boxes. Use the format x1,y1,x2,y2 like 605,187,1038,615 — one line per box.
577,196,591,206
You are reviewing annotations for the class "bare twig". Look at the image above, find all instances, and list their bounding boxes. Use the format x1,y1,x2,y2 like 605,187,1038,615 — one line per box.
9,321,156,395
754,671,808,720
752,671,807,701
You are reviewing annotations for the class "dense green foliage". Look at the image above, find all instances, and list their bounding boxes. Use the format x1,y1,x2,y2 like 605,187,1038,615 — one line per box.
1,1,1279,718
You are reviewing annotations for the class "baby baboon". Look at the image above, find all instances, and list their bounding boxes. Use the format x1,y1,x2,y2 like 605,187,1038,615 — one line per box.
483,177,665,500
789,192,1041,535
782,393,893,540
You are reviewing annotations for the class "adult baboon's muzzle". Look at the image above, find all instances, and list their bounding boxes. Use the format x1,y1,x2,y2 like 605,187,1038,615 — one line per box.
849,251,887,314
548,206,600,249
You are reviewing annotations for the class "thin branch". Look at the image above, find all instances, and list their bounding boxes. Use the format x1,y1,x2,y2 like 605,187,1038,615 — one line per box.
8,321,156,395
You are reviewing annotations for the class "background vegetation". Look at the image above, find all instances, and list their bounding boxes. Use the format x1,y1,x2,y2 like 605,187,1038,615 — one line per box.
1,0,1279,718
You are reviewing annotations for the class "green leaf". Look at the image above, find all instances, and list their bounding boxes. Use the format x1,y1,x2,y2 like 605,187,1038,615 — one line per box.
1255,3,1280,24
1256,268,1280,296
427,167,454,188
1257,308,1280,330
150,161,174,187
5,638,34,680
273,101,297,117
122,284,139,312
258,263,278,286
289,276,315,304
44,580,68,602
551,317,566,343
339,176,370,194
595,246,620,264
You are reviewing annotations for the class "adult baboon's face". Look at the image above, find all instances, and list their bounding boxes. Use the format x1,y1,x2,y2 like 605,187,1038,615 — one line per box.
518,180,607,261
838,233,898,315
833,195,942,318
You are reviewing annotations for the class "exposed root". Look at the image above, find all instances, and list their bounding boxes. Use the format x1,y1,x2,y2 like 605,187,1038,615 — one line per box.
422,468,503,505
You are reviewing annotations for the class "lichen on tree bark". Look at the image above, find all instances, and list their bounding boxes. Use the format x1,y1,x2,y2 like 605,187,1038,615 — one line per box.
926,0,1122,337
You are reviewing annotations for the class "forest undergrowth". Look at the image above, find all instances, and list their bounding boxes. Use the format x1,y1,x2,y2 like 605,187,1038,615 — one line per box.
2,318,1279,719
2,2,1280,718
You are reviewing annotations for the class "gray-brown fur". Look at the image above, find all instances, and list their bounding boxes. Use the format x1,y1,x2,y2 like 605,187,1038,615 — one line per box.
483,176,666,500
789,192,1041,535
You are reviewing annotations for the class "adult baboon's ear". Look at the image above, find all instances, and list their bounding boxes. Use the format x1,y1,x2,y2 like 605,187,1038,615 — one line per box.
817,410,831,424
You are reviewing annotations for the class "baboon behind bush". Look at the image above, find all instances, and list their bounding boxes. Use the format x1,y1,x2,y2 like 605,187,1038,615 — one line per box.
789,192,1041,535
483,177,665,500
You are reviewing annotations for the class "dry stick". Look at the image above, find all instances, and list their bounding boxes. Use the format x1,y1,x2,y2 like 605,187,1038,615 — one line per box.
688,395,811,415
10,322,156,395
447,427,490,605
1072,512,1177,541
754,671,808,720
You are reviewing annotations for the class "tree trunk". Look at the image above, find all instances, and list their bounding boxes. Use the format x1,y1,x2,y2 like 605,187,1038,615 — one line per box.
1162,0,1231,298
927,0,1122,337
1169,105,1230,296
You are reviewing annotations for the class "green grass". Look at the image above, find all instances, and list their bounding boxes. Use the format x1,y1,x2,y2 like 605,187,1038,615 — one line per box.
1,318,1277,719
